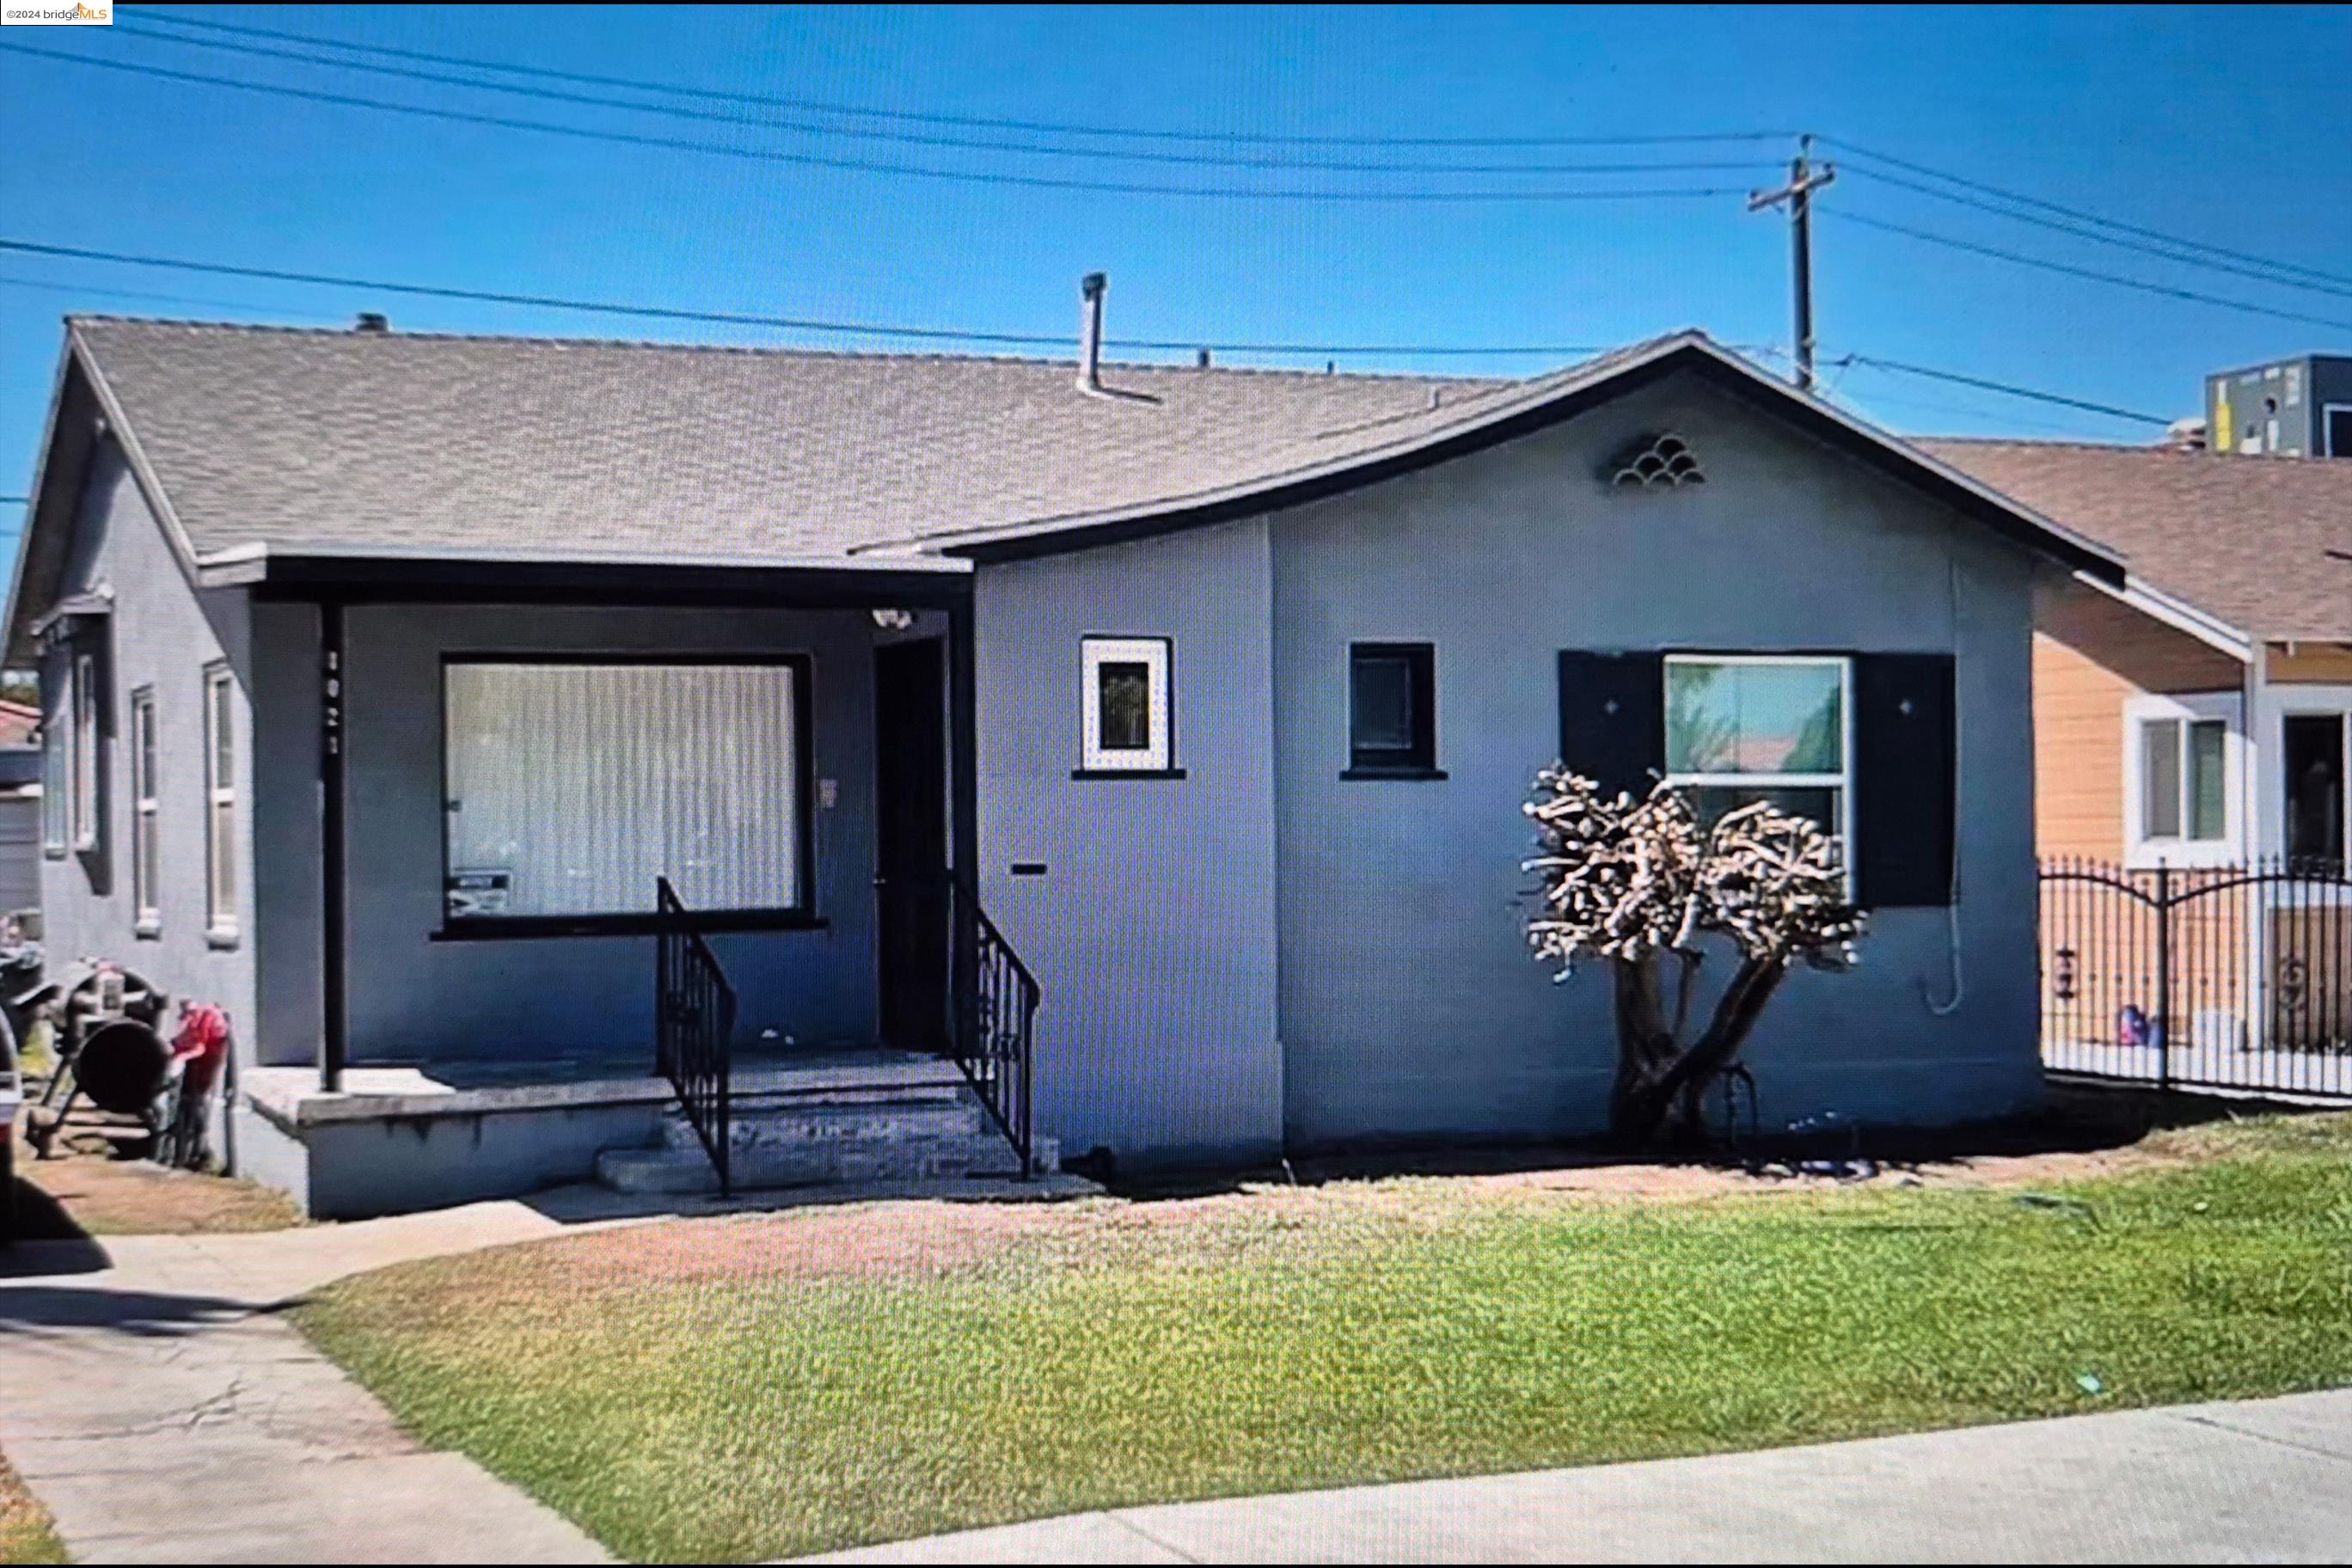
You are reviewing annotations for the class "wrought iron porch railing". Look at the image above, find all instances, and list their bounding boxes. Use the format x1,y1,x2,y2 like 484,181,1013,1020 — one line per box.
654,877,738,1194
947,877,1041,1178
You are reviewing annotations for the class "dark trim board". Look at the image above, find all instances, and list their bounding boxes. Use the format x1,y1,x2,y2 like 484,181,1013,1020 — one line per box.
245,554,973,611
946,344,2123,583
1070,768,1189,781
432,910,830,942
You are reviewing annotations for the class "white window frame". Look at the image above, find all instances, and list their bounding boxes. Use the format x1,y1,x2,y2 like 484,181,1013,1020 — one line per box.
70,649,98,853
40,668,67,857
2271,686,2351,870
130,684,159,935
202,662,239,944
1662,652,1855,876
2122,691,2243,868
2324,401,2352,458
1079,636,1173,774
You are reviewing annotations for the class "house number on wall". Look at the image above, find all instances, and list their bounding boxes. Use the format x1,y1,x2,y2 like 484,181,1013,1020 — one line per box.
321,646,343,769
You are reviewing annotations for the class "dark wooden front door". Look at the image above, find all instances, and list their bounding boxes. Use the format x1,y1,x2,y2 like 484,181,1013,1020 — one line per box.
874,638,950,1053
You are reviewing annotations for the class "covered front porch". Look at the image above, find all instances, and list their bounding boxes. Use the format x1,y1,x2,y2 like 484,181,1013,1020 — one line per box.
222,553,1032,1215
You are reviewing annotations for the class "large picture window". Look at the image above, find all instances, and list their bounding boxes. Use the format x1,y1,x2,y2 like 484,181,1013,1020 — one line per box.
442,658,810,927
1663,654,1852,851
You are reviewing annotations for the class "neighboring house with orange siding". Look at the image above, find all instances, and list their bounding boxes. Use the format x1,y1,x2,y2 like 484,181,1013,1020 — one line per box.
1922,438,2352,875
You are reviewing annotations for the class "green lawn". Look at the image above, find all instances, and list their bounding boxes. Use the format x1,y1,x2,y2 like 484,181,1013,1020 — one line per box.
297,1112,2352,1563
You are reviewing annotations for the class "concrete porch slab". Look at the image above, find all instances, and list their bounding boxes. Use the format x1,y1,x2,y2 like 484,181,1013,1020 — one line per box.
243,1047,965,1129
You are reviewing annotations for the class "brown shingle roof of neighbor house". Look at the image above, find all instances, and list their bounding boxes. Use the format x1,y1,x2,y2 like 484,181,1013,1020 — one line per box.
1920,438,2352,643
42,316,2116,587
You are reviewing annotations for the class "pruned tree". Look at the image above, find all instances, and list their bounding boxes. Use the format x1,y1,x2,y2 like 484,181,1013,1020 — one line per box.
1522,770,1862,1147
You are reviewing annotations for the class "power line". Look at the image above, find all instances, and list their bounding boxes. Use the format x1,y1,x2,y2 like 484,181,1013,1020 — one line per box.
136,11,1792,150
112,18,1780,179
1840,162,2352,303
1824,209,2352,337
1825,353,2171,425
0,237,1622,358
1817,136,2352,293
0,269,351,323
0,43,1753,205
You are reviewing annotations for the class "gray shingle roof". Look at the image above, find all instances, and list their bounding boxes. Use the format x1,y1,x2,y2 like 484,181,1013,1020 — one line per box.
67,316,1527,567
1920,438,2352,641
47,319,2119,603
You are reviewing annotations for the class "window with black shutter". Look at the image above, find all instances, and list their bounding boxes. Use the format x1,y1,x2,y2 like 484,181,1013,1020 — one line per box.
1850,652,1957,908
1559,648,1957,909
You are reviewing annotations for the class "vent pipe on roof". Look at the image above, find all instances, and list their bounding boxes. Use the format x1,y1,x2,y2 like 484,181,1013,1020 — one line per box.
353,312,389,334
1077,273,1106,393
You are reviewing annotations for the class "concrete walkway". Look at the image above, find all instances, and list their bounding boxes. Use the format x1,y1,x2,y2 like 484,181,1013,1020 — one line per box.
806,1387,2352,1565
0,1199,610,1565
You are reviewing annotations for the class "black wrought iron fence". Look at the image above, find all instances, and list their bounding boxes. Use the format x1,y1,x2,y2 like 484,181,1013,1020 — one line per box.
2039,857,2352,1098
654,876,737,1193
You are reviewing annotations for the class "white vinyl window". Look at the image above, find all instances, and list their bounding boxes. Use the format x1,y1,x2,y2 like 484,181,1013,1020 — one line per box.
2123,693,2240,867
1079,636,1173,774
40,669,67,856
442,660,808,922
1663,654,1853,856
71,650,98,852
203,662,238,942
131,685,158,934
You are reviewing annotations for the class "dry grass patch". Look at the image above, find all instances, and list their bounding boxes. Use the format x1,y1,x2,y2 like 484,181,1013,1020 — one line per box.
0,1452,64,1566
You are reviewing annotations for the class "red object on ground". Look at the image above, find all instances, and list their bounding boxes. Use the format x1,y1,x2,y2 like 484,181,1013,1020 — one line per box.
170,1003,230,1093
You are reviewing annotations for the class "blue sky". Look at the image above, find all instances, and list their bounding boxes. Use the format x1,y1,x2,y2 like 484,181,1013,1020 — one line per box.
3,4,2350,554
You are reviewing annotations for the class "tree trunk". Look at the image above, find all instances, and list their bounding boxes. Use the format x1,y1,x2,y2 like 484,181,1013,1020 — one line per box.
1608,951,1679,1141
1610,952,1789,1148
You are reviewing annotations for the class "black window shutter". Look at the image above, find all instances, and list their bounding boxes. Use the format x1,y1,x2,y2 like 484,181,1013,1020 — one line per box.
1853,652,1957,908
1556,651,1664,801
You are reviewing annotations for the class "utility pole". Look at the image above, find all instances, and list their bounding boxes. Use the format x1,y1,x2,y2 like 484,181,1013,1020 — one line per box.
1748,134,1836,392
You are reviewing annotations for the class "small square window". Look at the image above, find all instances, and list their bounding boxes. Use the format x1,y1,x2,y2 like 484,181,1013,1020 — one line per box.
1079,637,1173,774
1346,643,1438,776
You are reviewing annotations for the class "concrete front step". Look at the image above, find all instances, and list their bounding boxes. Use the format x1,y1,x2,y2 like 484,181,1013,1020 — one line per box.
597,1130,1061,1195
658,1094,984,1153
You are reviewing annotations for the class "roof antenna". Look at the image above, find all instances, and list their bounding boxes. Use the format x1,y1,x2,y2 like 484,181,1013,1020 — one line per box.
1076,273,1106,394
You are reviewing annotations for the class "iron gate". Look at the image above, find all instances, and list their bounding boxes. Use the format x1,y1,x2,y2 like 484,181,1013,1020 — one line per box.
2039,857,2352,1097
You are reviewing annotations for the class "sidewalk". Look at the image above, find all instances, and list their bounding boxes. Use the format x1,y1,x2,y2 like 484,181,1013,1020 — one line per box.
804,1387,2352,1565
0,1199,609,1565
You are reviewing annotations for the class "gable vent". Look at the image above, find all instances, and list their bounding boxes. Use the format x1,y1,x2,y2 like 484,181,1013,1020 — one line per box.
1604,432,1705,488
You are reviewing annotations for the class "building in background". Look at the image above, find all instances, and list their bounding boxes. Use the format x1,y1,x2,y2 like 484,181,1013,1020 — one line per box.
2205,354,2352,458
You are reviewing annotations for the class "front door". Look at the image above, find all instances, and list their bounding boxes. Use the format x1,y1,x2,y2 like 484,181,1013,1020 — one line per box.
874,638,950,1053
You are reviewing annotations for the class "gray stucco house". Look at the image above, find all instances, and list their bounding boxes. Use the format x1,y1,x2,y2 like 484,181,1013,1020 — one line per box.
5,311,2121,1216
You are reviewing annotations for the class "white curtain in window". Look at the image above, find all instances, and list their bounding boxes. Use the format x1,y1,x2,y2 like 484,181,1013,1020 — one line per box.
444,663,801,917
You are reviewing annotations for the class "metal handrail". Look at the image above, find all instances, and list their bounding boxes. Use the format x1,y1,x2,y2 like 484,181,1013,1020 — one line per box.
654,877,737,1194
945,875,1038,1179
